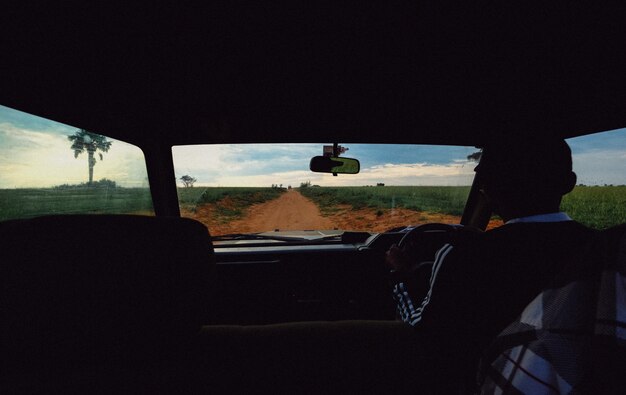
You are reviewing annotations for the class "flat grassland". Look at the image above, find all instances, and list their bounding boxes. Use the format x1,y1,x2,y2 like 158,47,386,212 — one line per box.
299,186,471,216
178,185,626,233
561,185,626,229
1,185,625,231
300,185,626,229
0,187,154,221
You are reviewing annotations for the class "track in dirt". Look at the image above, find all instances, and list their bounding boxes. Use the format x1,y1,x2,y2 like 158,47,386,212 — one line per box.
183,189,503,235
185,189,334,234
230,189,334,231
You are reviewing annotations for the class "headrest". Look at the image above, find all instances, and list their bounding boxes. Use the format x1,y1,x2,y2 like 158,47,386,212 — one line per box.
0,215,214,364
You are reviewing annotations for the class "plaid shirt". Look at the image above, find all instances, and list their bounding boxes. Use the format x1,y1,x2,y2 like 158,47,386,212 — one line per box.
479,226,626,394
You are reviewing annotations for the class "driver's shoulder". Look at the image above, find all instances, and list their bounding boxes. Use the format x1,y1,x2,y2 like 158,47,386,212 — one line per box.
475,221,595,264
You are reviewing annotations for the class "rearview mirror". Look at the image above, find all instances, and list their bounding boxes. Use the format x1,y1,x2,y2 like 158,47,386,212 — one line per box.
309,156,360,174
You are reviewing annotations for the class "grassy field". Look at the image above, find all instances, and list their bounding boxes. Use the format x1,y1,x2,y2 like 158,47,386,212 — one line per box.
177,187,286,219
300,185,626,229
299,186,471,216
1,185,624,230
561,186,626,229
0,187,154,221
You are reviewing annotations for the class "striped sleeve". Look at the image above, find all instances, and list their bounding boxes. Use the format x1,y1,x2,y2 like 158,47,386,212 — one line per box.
392,243,454,327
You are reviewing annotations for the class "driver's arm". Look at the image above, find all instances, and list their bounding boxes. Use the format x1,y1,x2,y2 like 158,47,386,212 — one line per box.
391,243,455,326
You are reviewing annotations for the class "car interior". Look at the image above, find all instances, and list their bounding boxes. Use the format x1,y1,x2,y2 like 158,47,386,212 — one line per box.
2,4,626,394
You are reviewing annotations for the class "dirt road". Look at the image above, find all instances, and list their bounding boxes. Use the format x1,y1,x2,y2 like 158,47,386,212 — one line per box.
186,189,334,234
239,189,334,231
184,189,503,235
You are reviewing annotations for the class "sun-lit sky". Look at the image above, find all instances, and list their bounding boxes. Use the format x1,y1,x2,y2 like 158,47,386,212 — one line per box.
0,106,150,188
1,104,625,188
171,143,479,187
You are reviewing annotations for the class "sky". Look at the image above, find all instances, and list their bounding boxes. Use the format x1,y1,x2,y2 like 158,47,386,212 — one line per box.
1,104,625,188
171,143,479,187
0,106,149,188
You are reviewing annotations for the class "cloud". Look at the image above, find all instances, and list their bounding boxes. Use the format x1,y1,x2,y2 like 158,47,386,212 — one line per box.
572,150,626,186
0,122,150,188
172,143,477,187
186,160,476,187
172,139,625,188
0,122,63,150
6,102,623,191
323,161,476,186
567,128,626,185
172,144,319,174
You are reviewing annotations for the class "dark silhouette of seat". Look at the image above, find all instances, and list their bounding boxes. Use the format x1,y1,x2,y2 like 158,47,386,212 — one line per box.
479,224,626,394
1,215,214,393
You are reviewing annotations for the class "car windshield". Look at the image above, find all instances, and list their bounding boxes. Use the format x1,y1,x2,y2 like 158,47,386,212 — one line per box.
173,131,626,241
172,143,481,238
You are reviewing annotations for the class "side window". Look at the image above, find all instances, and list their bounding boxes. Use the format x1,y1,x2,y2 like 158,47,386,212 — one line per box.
564,128,626,229
0,105,154,221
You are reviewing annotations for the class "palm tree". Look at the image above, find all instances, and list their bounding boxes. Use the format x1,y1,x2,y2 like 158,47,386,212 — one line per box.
68,129,112,185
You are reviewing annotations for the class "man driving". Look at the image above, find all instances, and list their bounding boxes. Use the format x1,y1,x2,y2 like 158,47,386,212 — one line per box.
386,138,594,360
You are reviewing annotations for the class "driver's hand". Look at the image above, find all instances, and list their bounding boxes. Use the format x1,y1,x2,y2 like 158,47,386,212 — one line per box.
385,243,412,272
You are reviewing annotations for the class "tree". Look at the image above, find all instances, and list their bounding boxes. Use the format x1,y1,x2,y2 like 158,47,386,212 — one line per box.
180,175,197,187
68,129,112,185
467,150,482,162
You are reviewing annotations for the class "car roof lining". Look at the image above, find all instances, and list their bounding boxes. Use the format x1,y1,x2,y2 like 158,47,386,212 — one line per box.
2,5,626,147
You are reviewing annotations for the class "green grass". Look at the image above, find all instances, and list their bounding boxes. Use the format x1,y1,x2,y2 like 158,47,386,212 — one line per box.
299,186,471,216
177,187,286,219
0,187,154,221
561,185,626,229
2,185,623,230
300,185,626,230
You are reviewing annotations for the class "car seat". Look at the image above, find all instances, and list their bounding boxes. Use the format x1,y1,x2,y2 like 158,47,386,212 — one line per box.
478,224,626,394
0,215,215,393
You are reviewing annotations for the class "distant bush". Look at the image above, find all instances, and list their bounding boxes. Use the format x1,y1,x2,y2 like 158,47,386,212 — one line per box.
53,178,117,189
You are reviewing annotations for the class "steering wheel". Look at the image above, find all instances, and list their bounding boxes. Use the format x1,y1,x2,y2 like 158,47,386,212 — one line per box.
397,223,464,249
390,223,479,273
385,223,465,296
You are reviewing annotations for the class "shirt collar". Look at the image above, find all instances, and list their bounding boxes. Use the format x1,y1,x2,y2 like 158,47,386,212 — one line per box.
505,212,573,225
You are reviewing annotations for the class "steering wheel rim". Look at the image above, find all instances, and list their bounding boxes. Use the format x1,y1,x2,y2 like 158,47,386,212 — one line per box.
397,223,463,249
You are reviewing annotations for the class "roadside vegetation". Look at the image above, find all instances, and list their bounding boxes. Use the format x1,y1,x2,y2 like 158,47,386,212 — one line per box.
299,186,471,216
0,185,153,221
2,185,624,230
177,186,286,221
299,185,626,230
561,185,626,229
